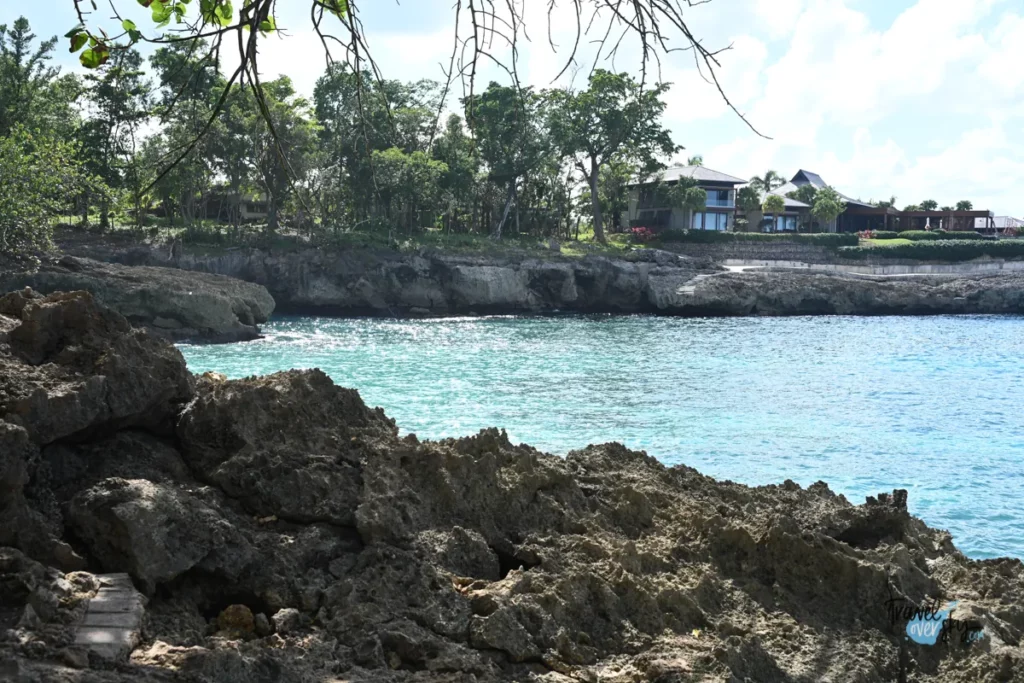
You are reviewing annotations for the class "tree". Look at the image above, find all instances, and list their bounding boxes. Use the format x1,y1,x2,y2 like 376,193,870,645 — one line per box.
243,78,317,233
547,70,679,244
431,114,480,233
956,200,973,211
371,147,447,233
687,155,703,166
811,186,845,233
762,194,785,232
940,205,954,212
79,48,151,229
750,171,785,194
735,185,762,233
596,158,639,234
0,18,71,136
465,82,548,238
0,126,92,256
877,196,897,209
920,199,938,211
786,184,818,206
903,204,921,212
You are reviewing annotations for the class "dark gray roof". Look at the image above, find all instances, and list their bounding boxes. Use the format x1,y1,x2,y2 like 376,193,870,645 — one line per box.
642,165,747,186
792,169,827,188
781,171,873,208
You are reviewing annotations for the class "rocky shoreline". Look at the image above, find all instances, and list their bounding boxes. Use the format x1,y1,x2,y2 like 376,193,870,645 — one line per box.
0,255,275,343
1,288,1022,682
60,240,1024,319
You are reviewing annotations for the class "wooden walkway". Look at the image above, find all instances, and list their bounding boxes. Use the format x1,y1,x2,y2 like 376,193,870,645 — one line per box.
73,573,144,661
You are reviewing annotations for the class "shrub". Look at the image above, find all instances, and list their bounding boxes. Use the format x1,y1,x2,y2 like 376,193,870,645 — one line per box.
871,231,900,240
837,240,1024,262
629,226,656,243
655,231,858,247
897,230,986,241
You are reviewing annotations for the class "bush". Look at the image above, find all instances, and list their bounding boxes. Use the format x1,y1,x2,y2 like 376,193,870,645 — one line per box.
837,240,1024,262
656,230,858,247
870,231,900,240
897,230,986,241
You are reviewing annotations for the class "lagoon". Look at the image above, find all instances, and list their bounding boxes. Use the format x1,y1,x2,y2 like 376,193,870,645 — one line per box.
179,313,1024,559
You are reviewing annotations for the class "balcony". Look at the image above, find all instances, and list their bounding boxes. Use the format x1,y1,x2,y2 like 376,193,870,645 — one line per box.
706,196,735,208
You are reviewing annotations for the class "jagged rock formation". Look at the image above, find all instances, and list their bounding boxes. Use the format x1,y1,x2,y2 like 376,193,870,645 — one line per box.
657,269,1024,316
61,240,1024,318
1,289,1022,682
0,255,275,342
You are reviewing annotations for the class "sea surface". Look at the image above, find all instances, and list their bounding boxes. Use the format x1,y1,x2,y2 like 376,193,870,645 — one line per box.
179,314,1024,560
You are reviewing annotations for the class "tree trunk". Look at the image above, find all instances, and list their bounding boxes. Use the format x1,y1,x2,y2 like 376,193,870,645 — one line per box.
268,196,280,234
494,182,515,239
589,159,606,244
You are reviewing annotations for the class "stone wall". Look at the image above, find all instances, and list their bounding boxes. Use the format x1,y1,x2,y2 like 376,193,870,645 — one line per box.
665,242,839,263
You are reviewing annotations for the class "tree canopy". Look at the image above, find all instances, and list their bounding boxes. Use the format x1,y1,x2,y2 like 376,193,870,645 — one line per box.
547,70,678,243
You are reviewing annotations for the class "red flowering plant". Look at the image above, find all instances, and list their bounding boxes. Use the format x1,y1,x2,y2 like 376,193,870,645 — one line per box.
630,226,655,243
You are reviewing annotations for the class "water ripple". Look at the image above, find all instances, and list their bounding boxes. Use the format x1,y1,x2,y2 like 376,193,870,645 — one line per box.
179,313,1024,560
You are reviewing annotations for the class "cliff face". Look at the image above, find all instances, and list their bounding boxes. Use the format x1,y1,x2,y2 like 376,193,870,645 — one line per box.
71,241,1024,318
2,289,1022,682
0,255,275,342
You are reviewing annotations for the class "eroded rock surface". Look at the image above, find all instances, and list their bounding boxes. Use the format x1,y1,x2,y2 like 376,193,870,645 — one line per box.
2,289,1022,682
0,255,275,342
60,238,1024,318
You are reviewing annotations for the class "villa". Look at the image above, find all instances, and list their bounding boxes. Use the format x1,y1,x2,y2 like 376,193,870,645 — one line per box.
625,166,998,234
625,165,746,232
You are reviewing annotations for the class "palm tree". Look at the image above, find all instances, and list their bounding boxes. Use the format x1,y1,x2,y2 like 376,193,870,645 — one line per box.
920,199,938,211
750,170,785,195
956,200,973,211
762,194,786,233
687,155,704,166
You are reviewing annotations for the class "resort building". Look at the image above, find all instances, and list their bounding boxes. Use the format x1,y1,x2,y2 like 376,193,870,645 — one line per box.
625,165,746,232
627,166,999,235
976,216,1024,235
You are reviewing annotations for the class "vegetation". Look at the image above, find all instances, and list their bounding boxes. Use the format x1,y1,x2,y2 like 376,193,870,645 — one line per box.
896,230,987,241
810,186,846,232
838,240,1024,262
750,171,785,194
0,16,691,257
657,231,858,247
762,194,786,231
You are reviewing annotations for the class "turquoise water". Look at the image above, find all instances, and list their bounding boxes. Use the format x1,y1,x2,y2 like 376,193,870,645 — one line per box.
179,314,1024,560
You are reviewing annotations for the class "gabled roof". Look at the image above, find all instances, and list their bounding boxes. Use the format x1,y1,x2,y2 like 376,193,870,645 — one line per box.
641,164,747,186
791,169,827,188
784,170,874,208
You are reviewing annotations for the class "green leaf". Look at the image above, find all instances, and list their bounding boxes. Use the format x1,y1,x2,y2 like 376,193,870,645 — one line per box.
79,47,102,68
69,32,88,53
137,0,153,6
215,1,233,26
151,0,173,23
64,24,85,38
121,19,137,31
258,16,275,32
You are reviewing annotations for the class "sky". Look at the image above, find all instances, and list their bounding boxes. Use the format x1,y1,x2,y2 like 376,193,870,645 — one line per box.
12,0,1024,216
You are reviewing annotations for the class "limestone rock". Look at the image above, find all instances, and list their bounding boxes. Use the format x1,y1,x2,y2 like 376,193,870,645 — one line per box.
68,478,255,591
0,289,193,445
0,255,275,342
176,369,396,526
271,608,301,635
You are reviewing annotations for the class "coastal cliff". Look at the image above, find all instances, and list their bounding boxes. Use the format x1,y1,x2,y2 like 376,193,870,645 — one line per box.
0,255,275,342
1,289,1021,682
64,241,1024,318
